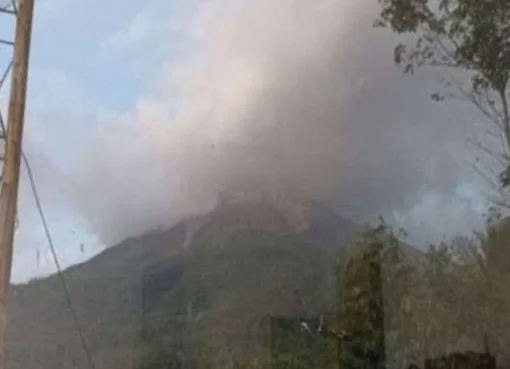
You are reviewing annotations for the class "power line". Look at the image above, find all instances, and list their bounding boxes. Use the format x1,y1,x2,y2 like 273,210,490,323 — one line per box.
21,152,97,369
0,8,96,363
0,112,97,369
0,4,94,367
0,61,13,92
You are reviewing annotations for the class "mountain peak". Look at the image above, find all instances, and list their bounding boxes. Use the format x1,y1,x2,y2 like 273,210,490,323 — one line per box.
218,181,314,231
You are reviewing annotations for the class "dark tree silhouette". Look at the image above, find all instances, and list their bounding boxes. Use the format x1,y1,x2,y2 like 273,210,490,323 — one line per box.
375,0,510,189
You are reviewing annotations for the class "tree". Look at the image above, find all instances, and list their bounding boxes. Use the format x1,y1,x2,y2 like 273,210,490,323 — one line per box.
451,213,510,362
336,217,510,368
336,221,411,369
415,214,510,366
374,0,510,190
335,222,482,367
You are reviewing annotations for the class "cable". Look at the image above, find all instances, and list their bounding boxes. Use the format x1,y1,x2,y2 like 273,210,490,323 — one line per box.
0,60,13,92
0,104,97,369
21,152,97,369
10,0,17,15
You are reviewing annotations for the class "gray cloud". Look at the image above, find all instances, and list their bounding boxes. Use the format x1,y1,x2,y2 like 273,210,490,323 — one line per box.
66,0,486,246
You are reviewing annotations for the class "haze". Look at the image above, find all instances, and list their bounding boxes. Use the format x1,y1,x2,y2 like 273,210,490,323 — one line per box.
4,0,489,281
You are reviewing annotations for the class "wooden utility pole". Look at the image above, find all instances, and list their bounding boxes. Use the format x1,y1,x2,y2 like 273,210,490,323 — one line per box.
0,0,35,367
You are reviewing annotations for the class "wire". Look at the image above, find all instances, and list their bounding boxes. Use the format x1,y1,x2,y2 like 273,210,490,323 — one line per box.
10,0,17,15
0,99,97,369
0,60,13,92
21,152,97,369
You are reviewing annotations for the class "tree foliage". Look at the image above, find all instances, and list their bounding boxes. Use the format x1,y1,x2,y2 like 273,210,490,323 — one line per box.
375,0,510,188
337,222,407,369
337,218,510,369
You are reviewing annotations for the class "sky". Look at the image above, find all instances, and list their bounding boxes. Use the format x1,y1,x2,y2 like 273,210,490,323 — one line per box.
0,0,493,283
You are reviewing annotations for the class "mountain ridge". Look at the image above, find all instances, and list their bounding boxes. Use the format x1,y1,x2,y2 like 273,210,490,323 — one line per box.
4,196,410,369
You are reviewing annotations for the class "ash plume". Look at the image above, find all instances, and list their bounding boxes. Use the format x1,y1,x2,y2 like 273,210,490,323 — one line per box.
68,0,484,245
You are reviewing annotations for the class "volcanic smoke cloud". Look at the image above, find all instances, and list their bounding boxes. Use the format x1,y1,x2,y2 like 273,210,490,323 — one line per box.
69,0,484,245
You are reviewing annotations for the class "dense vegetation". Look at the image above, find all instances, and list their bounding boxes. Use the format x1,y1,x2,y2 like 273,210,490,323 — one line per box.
337,215,510,369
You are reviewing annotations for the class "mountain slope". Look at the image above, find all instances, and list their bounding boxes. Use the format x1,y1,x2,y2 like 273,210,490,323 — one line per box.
4,199,364,369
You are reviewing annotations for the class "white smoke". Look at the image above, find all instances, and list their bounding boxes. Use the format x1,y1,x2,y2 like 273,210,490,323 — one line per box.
67,0,484,245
